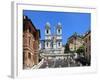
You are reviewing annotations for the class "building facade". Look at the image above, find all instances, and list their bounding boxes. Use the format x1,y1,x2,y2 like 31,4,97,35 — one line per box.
68,33,84,52
83,31,91,65
44,22,62,54
23,16,40,69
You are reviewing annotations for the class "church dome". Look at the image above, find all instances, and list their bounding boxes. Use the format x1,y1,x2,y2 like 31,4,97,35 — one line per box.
45,22,51,29
46,22,50,26
57,22,62,29
58,22,61,26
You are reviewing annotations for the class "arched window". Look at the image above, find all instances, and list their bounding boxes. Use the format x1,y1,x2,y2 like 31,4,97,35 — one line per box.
58,29,60,33
47,29,49,34
28,53,31,59
58,42,60,46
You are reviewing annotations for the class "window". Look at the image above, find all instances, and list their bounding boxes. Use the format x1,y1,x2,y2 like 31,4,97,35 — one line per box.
89,36,90,41
47,29,49,34
28,53,31,59
86,48,87,52
47,42,48,47
85,38,87,43
58,29,60,33
58,42,60,46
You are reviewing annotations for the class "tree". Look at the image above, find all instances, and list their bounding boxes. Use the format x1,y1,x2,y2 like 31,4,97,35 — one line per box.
76,46,85,56
64,43,70,53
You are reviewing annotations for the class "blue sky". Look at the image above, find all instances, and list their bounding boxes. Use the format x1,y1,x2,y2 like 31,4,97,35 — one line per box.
23,10,91,45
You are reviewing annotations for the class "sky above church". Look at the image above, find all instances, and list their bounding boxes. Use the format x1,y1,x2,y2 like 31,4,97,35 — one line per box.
23,10,91,45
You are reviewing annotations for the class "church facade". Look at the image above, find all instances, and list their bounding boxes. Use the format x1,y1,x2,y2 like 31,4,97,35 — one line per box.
44,22,62,54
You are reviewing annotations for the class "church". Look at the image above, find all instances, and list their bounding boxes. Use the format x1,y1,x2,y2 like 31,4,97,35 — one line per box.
39,22,63,54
